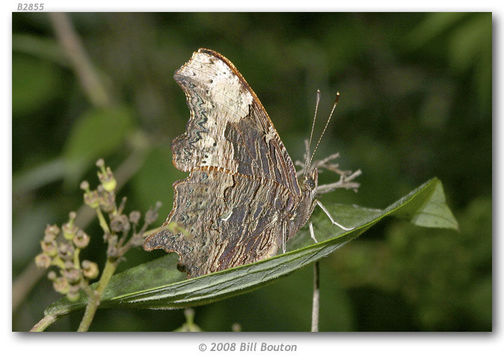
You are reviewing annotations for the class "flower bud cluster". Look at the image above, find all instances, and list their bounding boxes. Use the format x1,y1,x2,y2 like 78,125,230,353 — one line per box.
82,159,163,259
36,158,165,304
34,213,99,302
80,158,118,211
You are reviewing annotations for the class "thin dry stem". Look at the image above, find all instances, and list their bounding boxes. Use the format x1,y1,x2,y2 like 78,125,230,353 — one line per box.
49,13,111,107
311,262,320,332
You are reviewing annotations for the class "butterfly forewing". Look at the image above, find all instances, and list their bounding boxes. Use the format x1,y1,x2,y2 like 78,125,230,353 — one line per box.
144,48,303,277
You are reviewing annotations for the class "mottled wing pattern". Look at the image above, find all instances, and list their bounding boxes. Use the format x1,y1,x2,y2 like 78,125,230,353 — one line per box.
144,48,301,277
171,48,301,195
145,169,293,277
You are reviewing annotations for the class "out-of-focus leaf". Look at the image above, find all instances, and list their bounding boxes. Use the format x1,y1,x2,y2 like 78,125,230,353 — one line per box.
13,157,65,195
63,106,135,183
449,13,492,72
12,55,63,116
12,34,68,66
44,178,458,317
131,145,181,225
406,13,468,49
13,203,57,269
475,49,492,116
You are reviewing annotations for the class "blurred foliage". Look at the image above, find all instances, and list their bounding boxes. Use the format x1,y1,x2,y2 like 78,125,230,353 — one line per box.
12,12,491,331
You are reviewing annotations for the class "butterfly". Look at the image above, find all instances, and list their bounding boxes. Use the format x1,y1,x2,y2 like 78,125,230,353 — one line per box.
143,48,359,278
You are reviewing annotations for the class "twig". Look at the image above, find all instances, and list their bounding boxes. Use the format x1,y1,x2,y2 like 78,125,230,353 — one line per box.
30,314,58,332
77,258,118,332
49,13,111,107
311,261,320,332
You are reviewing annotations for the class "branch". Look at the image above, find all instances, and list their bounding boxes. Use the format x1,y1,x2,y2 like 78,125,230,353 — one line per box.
77,258,118,331
49,13,112,107
30,314,58,332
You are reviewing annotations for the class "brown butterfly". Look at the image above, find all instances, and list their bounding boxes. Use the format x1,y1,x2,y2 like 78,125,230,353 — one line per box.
144,48,359,278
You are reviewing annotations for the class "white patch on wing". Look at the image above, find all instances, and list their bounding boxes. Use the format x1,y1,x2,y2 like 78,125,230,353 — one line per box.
220,210,233,222
180,51,253,121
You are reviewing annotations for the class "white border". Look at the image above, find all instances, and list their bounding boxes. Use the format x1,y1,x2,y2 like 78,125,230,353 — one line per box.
3,1,501,359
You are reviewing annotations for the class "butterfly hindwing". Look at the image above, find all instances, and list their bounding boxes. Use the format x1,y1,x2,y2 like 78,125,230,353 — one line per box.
144,169,291,277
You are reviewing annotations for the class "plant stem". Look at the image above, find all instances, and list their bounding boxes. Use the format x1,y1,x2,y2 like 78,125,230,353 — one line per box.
49,13,111,107
77,257,118,332
96,208,110,234
30,314,58,332
311,261,320,332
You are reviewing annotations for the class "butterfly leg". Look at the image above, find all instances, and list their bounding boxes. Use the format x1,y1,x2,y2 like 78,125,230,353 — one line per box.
309,222,318,243
316,176,361,194
315,199,354,231
281,220,288,253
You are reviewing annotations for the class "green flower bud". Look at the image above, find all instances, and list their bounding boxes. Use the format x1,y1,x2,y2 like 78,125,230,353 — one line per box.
58,242,74,261
43,233,55,243
66,289,80,302
62,212,78,240
81,260,99,279
96,159,117,192
105,233,118,245
98,187,116,212
101,174,117,193
80,180,90,191
63,267,81,285
73,230,90,249
53,277,70,294
35,253,51,269
110,214,130,233
44,224,60,242
84,190,100,209
129,211,141,225
47,271,57,281
41,240,58,257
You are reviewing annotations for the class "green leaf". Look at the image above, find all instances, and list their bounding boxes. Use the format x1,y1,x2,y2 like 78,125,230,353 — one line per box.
392,178,458,230
44,177,458,317
13,34,68,66
448,13,492,72
63,106,135,183
13,157,66,195
131,146,182,226
406,13,468,50
12,55,64,116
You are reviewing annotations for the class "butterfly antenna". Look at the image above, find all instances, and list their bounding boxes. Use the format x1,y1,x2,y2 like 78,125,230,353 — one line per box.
309,91,340,166
305,89,321,170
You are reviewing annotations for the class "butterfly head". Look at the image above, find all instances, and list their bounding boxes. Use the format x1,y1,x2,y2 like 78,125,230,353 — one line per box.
302,166,318,193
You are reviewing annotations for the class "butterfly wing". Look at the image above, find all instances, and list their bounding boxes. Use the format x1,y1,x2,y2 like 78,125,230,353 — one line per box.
144,49,301,277
144,169,291,278
171,48,301,195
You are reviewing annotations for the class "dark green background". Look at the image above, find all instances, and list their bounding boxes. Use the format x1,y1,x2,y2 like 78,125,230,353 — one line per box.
12,12,492,331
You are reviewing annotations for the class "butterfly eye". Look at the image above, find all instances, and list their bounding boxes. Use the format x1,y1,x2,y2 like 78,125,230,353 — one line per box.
305,177,315,190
